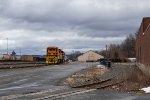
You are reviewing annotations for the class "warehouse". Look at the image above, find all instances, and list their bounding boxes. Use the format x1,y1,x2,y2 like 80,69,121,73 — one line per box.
78,50,104,62
136,17,150,76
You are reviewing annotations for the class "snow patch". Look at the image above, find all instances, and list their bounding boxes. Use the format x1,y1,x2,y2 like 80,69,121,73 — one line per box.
96,65,106,69
140,86,150,93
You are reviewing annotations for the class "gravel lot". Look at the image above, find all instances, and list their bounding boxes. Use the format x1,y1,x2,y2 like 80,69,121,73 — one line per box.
65,63,150,93
0,62,150,100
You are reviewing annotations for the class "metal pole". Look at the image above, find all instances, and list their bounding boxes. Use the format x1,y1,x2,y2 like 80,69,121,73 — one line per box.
106,45,108,59
20,48,21,56
7,38,8,54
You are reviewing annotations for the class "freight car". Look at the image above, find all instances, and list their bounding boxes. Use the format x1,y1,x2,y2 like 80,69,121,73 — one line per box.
21,56,33,62
0,54,22,61
46,47,65,64
58,49,65,63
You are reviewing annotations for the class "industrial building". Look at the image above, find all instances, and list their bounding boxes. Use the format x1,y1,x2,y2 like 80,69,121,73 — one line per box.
78,50,104,62
136,17,150,76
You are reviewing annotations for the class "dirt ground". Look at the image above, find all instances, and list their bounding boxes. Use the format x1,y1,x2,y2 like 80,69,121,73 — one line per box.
64,63,150,93
104,64,150,93
64,65,109,87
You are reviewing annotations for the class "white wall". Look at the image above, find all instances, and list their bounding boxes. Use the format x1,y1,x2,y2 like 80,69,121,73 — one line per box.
78,51,104,62
0,55,3,60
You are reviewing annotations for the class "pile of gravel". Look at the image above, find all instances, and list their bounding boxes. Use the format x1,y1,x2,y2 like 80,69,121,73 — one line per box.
64,65,108,87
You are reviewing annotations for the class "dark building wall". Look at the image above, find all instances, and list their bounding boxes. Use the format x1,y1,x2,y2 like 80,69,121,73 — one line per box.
136,17,150,66
142,26,150,66
136,17,150,76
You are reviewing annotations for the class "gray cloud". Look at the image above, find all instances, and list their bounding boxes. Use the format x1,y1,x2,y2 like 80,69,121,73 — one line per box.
0,0,150,54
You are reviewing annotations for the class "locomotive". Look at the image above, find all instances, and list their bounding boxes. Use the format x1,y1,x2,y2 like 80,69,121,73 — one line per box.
46,47,65,64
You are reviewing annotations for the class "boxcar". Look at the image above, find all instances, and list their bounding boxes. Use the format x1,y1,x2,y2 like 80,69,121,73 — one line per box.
21,56,33,62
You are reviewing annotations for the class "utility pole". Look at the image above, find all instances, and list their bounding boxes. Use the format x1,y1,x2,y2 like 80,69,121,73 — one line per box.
6,38,8,54
106,44,108,60
20,48,22,56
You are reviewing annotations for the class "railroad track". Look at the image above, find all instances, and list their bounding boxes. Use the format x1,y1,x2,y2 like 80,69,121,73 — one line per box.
0,87,96,100
0,62,46,69
0,87,66,100
0,62,45,65
34,89,96,100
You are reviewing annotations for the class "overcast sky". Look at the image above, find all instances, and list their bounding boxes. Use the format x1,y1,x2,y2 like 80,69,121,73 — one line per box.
0,0,150,55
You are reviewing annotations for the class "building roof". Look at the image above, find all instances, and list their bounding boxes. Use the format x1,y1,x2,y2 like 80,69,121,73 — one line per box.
139,17,150,33
78,50,103,57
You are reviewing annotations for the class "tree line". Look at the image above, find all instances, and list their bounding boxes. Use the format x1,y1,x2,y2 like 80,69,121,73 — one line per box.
67,33,136,62
99,33,136,62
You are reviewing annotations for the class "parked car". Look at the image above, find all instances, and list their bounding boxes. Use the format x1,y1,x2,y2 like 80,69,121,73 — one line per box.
98,58,111,68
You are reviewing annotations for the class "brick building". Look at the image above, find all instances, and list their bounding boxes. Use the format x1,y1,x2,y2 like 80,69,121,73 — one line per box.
136,17,150,76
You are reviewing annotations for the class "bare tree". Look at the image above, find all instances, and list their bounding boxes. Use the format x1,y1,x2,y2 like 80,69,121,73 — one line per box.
99,33,136,62
120,34,136,58
67,51,82,61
